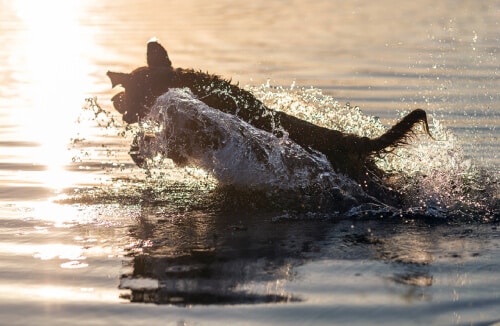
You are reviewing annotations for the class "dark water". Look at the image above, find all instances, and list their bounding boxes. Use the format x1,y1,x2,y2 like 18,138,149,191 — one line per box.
0,1,499,325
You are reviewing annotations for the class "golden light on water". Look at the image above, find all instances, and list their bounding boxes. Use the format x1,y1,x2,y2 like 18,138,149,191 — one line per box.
0,284,121,303
12,0,96,190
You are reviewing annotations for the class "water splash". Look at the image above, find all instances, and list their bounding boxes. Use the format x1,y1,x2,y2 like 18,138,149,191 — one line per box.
246,84,498,220
74,85,498,220
135,88,375,213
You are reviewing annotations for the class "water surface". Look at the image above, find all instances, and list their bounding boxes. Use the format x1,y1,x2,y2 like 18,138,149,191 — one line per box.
0,1,499,325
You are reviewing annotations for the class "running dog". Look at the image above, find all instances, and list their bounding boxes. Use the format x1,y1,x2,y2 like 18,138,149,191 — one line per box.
107,40,432,183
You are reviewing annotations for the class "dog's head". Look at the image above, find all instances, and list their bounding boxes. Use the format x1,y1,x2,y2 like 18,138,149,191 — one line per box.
107,41,174,123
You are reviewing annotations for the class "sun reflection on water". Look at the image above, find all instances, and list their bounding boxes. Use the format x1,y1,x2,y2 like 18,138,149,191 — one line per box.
0,284,122,303
12,0,97,190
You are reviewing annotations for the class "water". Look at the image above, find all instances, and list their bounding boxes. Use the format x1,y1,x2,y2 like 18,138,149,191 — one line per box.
0,0,499,325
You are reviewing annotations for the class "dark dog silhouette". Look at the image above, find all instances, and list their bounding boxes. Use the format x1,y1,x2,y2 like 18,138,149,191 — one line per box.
107,40,432,184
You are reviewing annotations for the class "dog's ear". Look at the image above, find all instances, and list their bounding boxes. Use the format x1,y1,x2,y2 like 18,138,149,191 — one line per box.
147,40,172,68
107,71,130,88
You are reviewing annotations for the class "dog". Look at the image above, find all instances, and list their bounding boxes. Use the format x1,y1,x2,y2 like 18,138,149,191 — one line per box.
107,40,433,185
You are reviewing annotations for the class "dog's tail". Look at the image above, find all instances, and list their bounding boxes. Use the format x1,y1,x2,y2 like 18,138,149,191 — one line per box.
366,109,433,154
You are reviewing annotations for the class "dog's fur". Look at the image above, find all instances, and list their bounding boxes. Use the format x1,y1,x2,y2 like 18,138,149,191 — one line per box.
107,40,432,184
